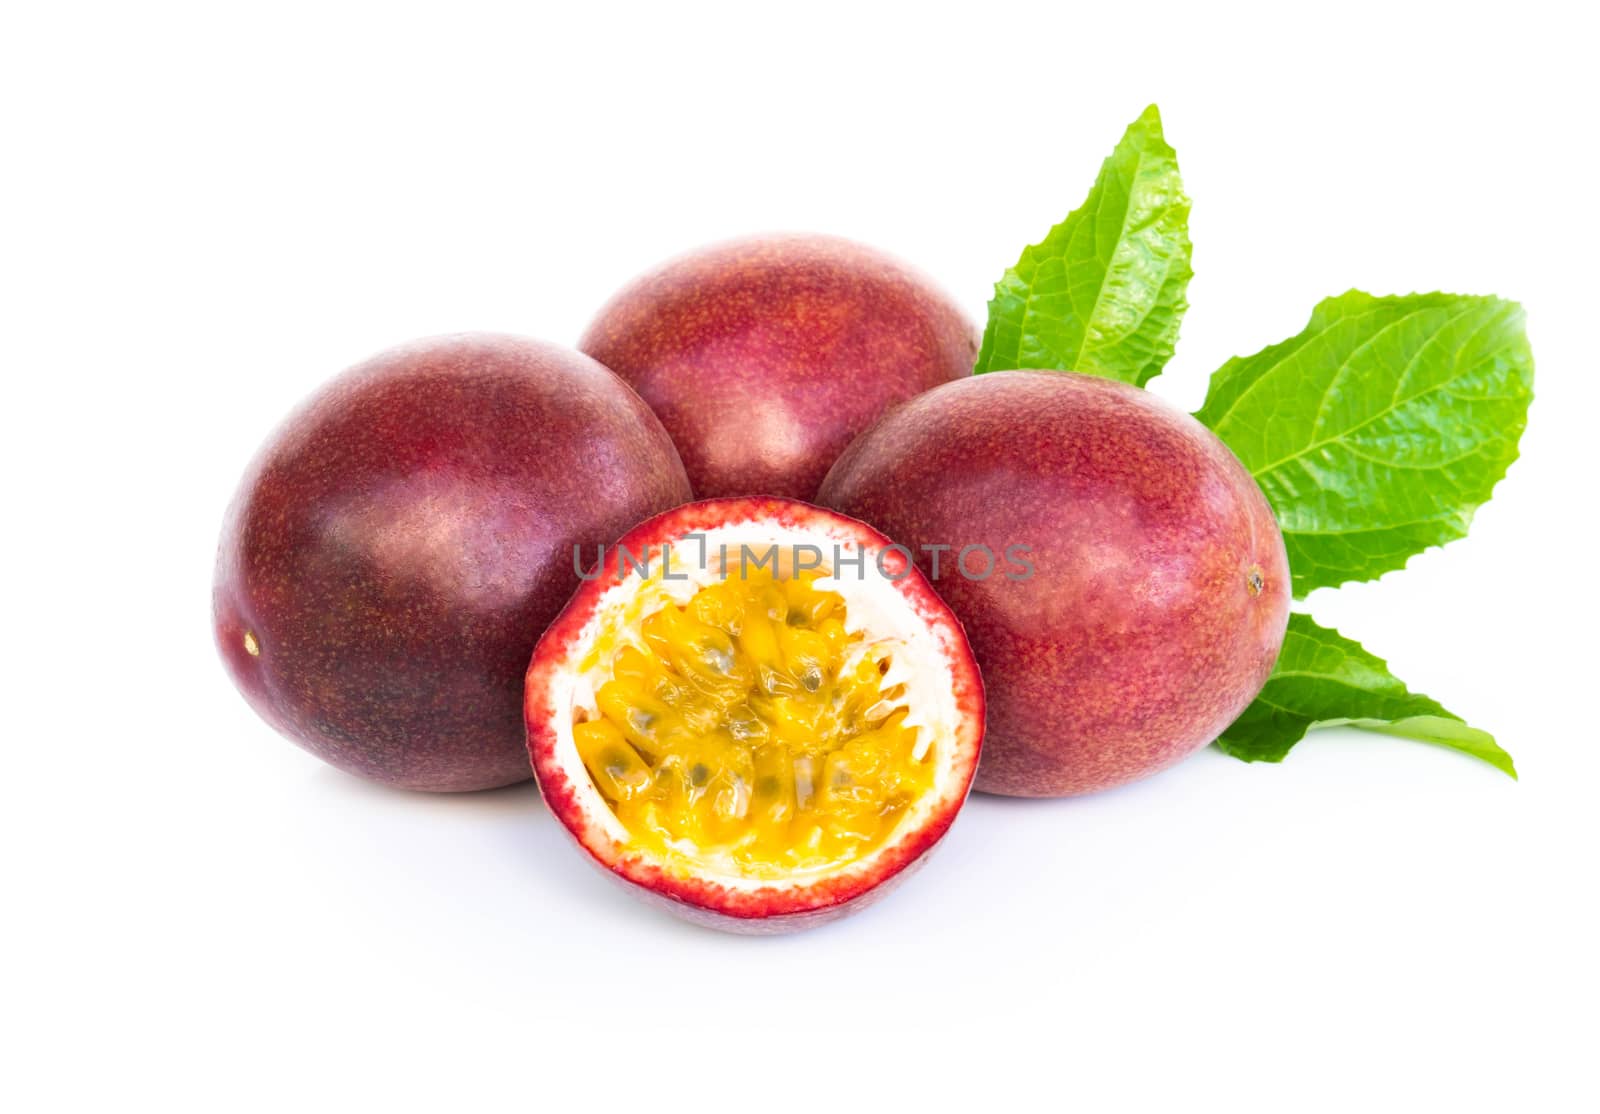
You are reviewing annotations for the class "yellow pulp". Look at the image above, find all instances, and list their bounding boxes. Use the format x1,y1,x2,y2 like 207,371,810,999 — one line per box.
573,569,934,879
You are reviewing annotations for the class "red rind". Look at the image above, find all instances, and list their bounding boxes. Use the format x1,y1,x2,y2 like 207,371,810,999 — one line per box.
818,371,1292,798
214,334,692,792
579,234,978,500
525,497,984,933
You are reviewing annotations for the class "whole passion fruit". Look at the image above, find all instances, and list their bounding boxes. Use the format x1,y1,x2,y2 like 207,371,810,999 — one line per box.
818,371,1290,798
214,334,692,792
525,498,984,932
579,234,978,500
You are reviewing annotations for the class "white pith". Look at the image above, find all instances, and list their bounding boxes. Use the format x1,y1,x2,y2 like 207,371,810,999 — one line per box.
548,517,969,893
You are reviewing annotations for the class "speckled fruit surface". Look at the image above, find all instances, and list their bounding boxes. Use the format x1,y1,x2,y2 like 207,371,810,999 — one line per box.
579,234,977,500
818,371,1290,798
214,334,692,792
525,497,984,932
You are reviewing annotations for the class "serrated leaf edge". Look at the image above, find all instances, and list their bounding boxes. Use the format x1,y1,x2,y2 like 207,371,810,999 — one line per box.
1198,291,1534,597
1217,614,1517,779
977,103,1188,382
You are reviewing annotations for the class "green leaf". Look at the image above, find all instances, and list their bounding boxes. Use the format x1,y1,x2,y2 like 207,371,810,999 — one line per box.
976,104,1192,386
1217,614,1515,778
1196,291,1534,596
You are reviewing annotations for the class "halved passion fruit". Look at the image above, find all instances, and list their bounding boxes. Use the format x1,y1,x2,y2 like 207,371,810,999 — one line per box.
525,498,984,933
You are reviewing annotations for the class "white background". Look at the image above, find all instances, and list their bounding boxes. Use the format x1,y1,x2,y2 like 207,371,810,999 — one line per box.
5,2,1595,1110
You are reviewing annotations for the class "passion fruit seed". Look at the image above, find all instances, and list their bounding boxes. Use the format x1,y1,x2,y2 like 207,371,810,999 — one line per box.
572,569,934,879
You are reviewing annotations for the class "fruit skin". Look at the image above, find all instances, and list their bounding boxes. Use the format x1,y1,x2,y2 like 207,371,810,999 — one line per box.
818,371,1290,798
579,234,978,500
214,334,692,792
525,497,985,933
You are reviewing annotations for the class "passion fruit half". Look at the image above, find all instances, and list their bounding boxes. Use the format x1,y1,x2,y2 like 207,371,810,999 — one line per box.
525,498,984,933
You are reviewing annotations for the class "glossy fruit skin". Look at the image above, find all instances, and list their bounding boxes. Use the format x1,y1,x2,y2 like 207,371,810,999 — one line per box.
579,234,978,500
818,371,1290,798
214,335,692,792
525,497,985,933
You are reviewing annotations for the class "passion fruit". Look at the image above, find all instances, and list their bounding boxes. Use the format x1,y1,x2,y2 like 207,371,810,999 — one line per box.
214,334,692,792
579,234,978,500
818,371,1290,798
525,498,984,932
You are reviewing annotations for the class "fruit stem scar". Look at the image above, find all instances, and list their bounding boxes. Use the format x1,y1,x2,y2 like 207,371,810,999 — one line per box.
243,630,260,657
1246,567,1264,596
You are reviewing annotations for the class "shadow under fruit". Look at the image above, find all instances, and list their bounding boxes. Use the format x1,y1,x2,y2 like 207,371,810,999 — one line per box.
213,334,692,792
